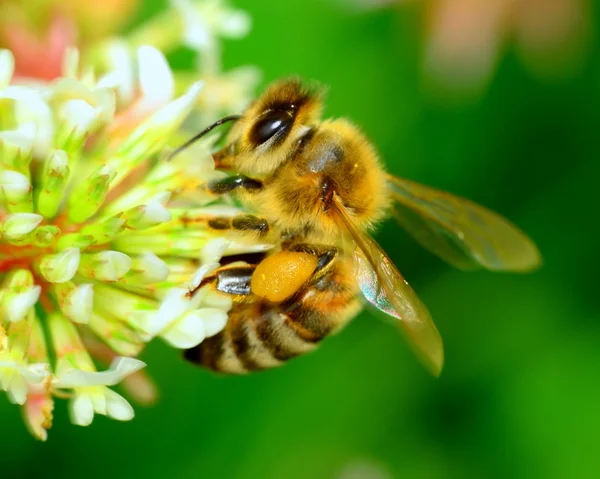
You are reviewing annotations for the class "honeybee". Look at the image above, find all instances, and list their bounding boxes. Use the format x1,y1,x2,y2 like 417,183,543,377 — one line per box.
172,79,541,376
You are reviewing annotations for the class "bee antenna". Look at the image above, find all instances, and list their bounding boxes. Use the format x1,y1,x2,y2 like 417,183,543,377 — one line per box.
167,114,242,161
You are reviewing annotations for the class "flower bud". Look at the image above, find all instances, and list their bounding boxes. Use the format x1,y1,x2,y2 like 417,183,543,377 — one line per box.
39,248,81,283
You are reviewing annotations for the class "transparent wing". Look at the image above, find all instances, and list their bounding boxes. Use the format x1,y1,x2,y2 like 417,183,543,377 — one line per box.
333,196,444,376
387,174,542,271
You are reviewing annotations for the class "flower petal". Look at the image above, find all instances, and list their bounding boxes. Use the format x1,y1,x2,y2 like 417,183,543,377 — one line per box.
22,385,54,441
118,81,203,161
70,393,94,426
126,252,170,284
0,170,30,199
39,247,81,283
161,310,207,348
137,46,174,110
201,308,229,337
55,357,146,388
2,286,41,323
79,250,132,282
63,284,94,324
162,307,228,348
104,388,134,421
0,49,15,88
2,213,42,239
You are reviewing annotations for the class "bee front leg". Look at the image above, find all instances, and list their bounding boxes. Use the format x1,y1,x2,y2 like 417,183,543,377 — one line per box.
206,175,263,195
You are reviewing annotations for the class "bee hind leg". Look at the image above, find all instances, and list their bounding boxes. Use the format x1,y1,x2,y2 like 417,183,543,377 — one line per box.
188,263,257,298
288,243,339,274
199,245,339,304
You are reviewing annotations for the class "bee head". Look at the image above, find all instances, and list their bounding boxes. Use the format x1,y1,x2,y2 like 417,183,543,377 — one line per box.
223,78,324,176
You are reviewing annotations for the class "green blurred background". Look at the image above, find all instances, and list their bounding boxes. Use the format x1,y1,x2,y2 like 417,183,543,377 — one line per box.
2,0,600,477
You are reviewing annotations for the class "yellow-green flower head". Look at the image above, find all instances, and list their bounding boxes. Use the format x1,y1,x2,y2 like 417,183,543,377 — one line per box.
0,40,262,440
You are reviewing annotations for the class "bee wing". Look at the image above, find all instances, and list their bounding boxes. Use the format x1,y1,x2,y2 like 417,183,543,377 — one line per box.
387,174,542,271
333,196,444,376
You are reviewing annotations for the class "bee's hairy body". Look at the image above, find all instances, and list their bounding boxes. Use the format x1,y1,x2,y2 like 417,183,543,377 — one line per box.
179,78,540,376
183,79,390,373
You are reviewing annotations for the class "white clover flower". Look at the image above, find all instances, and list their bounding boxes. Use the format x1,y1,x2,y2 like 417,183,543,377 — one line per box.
120,0,261,122
0,36,257,439
0,0,262,441
172,0,250,49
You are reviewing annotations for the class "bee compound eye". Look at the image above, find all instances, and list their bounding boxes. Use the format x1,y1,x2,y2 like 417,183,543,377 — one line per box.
251,109,293,145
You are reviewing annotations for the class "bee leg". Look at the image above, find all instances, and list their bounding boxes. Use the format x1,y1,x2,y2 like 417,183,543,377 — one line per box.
206,175,263,194
189,263,257,298
208,214,271,236
199,245,338,299
214,265,256,296
289,243,339,274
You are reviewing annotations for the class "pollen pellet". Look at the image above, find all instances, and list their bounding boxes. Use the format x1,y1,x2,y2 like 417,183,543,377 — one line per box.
251,251,319,303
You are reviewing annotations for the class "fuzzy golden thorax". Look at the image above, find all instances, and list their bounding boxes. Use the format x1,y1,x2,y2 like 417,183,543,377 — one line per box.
240,118,391,242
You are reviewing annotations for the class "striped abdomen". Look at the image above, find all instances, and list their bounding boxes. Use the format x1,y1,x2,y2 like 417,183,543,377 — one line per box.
184,256,361,373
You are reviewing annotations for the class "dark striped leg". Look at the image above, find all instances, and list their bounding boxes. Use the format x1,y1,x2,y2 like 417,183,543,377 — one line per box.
189,263,256,298
206,175,263,194
208,214,270,236
289,243,338,273
201,174,269,239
